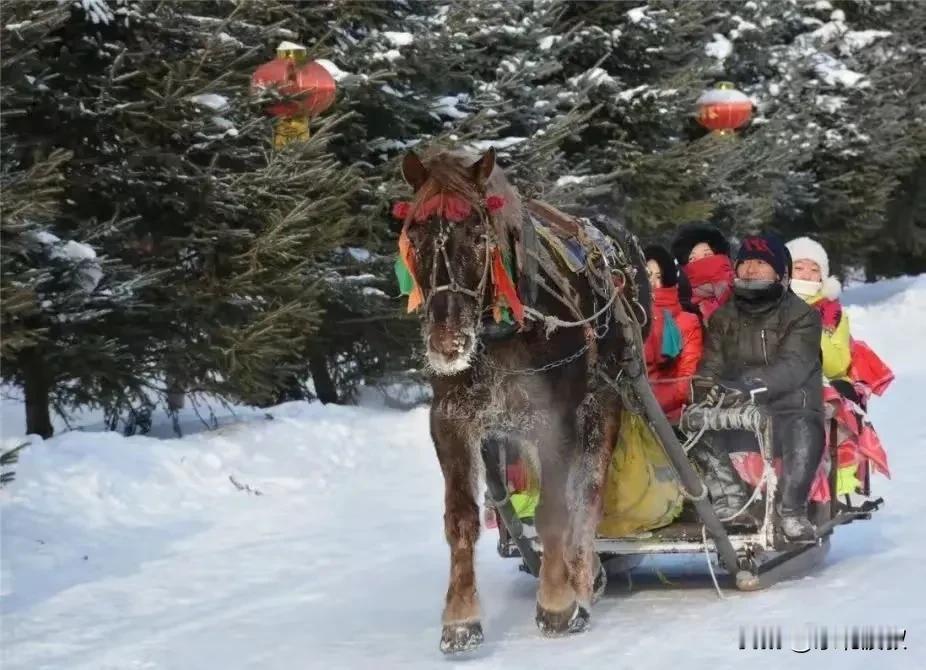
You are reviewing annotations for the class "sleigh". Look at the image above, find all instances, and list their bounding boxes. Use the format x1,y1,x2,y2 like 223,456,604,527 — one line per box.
485,372,885,593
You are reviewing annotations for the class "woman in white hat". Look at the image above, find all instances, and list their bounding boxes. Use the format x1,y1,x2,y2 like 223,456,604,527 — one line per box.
785,236,891,500
786,236,850,384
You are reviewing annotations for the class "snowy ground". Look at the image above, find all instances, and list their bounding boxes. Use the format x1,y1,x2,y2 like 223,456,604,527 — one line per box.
2,277,925,669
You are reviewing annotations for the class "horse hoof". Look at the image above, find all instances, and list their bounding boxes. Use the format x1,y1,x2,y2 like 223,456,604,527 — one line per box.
440,621,484,654
535,602,591,637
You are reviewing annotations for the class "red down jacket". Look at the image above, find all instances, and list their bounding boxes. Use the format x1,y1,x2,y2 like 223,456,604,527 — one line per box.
644,286,704,422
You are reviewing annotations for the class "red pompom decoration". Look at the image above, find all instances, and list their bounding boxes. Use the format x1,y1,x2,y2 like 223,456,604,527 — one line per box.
392,201,411,220
486,195,505,213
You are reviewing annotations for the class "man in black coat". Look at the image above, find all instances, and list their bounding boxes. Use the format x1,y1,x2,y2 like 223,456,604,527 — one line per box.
691,233,825,542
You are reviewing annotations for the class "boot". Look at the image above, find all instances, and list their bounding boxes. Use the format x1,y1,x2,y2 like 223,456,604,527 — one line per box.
778,504,816,543
778,414,826,543
690,441,756,527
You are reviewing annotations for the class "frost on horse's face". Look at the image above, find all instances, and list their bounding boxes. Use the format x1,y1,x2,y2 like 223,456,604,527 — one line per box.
401,150,495,376
410,211,487,375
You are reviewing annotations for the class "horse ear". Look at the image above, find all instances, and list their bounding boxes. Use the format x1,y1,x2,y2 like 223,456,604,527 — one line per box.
401,151,428,191
470,147,496,187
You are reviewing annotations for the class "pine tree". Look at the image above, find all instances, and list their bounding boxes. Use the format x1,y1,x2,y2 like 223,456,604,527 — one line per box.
1,0,369,430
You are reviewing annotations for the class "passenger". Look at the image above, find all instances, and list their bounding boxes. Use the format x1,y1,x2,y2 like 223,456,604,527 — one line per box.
690,233,824,542
671,222,735,323
785,236,891,497
643,245,704,423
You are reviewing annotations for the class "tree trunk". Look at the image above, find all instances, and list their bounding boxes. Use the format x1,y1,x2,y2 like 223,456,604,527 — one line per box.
309,353,338,404
21,349,53,438
274,375,306,404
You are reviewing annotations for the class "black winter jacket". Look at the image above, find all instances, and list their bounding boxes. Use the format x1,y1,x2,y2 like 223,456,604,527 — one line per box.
697,288,824,414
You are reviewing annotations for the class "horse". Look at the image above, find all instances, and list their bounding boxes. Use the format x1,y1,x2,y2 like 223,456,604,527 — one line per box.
395,147,650,653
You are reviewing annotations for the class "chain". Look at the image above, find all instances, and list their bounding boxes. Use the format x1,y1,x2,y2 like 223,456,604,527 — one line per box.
476,339,591,376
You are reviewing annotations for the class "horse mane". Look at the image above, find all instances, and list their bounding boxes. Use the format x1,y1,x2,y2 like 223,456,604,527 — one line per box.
410,148,524,255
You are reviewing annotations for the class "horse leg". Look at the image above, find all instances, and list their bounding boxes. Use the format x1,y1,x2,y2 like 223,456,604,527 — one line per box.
564,400,619,615
434,420,483,654
534,428,584,636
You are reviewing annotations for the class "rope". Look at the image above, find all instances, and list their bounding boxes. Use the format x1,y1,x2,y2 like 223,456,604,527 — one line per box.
523,279,619,336
681,401,776,523
702,524,726,600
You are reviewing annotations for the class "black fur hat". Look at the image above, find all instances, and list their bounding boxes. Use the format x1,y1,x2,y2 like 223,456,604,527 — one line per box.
643,244,678,287
670,223,731,266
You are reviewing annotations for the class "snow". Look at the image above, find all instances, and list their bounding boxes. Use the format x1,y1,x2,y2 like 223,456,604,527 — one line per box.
3,276,925,668
61,240,96,262
275,40,305,52
538,35,559,51
555,175,590,187
815,94,845,114
362,287,389,298
314,59,350,83
467,137,527,152
844,30,892,51
383,31,414,47
626,5,649,24
617,84,649,101
431,95,470,120
33,231,61,246
372,49,403,62
812,53,868,88
189,94,229,112
569,67,616,89
705,33,733,60
77,0,114,25
696,87,751,106
347,247,371,263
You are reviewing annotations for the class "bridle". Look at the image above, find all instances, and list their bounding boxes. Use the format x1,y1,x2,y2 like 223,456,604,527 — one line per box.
424,217,492,313
404,190,511,325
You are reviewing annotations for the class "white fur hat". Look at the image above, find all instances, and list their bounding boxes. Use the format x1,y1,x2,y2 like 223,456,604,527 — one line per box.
786,236,841,299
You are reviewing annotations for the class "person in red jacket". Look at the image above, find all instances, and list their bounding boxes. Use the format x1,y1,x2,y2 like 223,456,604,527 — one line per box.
643,244,704,423
671,223,734,323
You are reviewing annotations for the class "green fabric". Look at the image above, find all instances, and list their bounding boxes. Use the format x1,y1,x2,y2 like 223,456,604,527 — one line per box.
661,309,682,358
836,464,862,496
511,490,539,519
394,256,414,296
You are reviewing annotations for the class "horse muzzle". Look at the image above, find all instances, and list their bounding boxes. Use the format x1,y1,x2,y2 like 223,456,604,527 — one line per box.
426,326,477,375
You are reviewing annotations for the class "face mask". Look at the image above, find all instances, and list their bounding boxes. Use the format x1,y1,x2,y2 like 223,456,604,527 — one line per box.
791,278,822,299
733,278,784,304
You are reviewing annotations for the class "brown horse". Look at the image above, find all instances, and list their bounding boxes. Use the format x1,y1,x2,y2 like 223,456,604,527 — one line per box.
396,148,650,653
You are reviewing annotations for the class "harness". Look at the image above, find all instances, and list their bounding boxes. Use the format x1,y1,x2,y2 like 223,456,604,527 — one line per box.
394,191,649,378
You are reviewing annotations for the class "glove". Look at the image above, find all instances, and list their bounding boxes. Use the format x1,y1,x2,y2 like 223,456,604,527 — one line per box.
818,300,842,333
690,376,717,404
705,378,769,407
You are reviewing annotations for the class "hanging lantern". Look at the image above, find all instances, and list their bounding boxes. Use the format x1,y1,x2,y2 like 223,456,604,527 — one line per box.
696,82,753,134
251,41,337,149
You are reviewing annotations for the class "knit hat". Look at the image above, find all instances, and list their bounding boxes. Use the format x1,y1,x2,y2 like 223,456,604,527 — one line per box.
786,236,841,299
643,244,678,287
670,223,731,266
735,233,789,280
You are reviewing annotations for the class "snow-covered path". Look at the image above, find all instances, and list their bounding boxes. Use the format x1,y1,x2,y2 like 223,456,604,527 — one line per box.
3,277,925,669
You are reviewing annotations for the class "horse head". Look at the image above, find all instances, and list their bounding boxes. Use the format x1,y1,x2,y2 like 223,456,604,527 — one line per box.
398,148,523,375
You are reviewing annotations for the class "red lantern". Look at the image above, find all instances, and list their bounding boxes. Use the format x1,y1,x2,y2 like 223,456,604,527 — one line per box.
696,82,753,133
251,42,337,146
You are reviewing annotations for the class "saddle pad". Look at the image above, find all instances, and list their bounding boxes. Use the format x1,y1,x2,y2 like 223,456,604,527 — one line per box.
533,216,586,273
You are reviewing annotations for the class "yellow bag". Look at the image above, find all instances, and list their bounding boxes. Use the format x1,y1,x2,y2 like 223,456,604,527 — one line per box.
597,411,684,537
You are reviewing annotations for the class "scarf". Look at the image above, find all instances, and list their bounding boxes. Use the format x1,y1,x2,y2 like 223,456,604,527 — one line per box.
652,286,682,315
683,254,734,303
